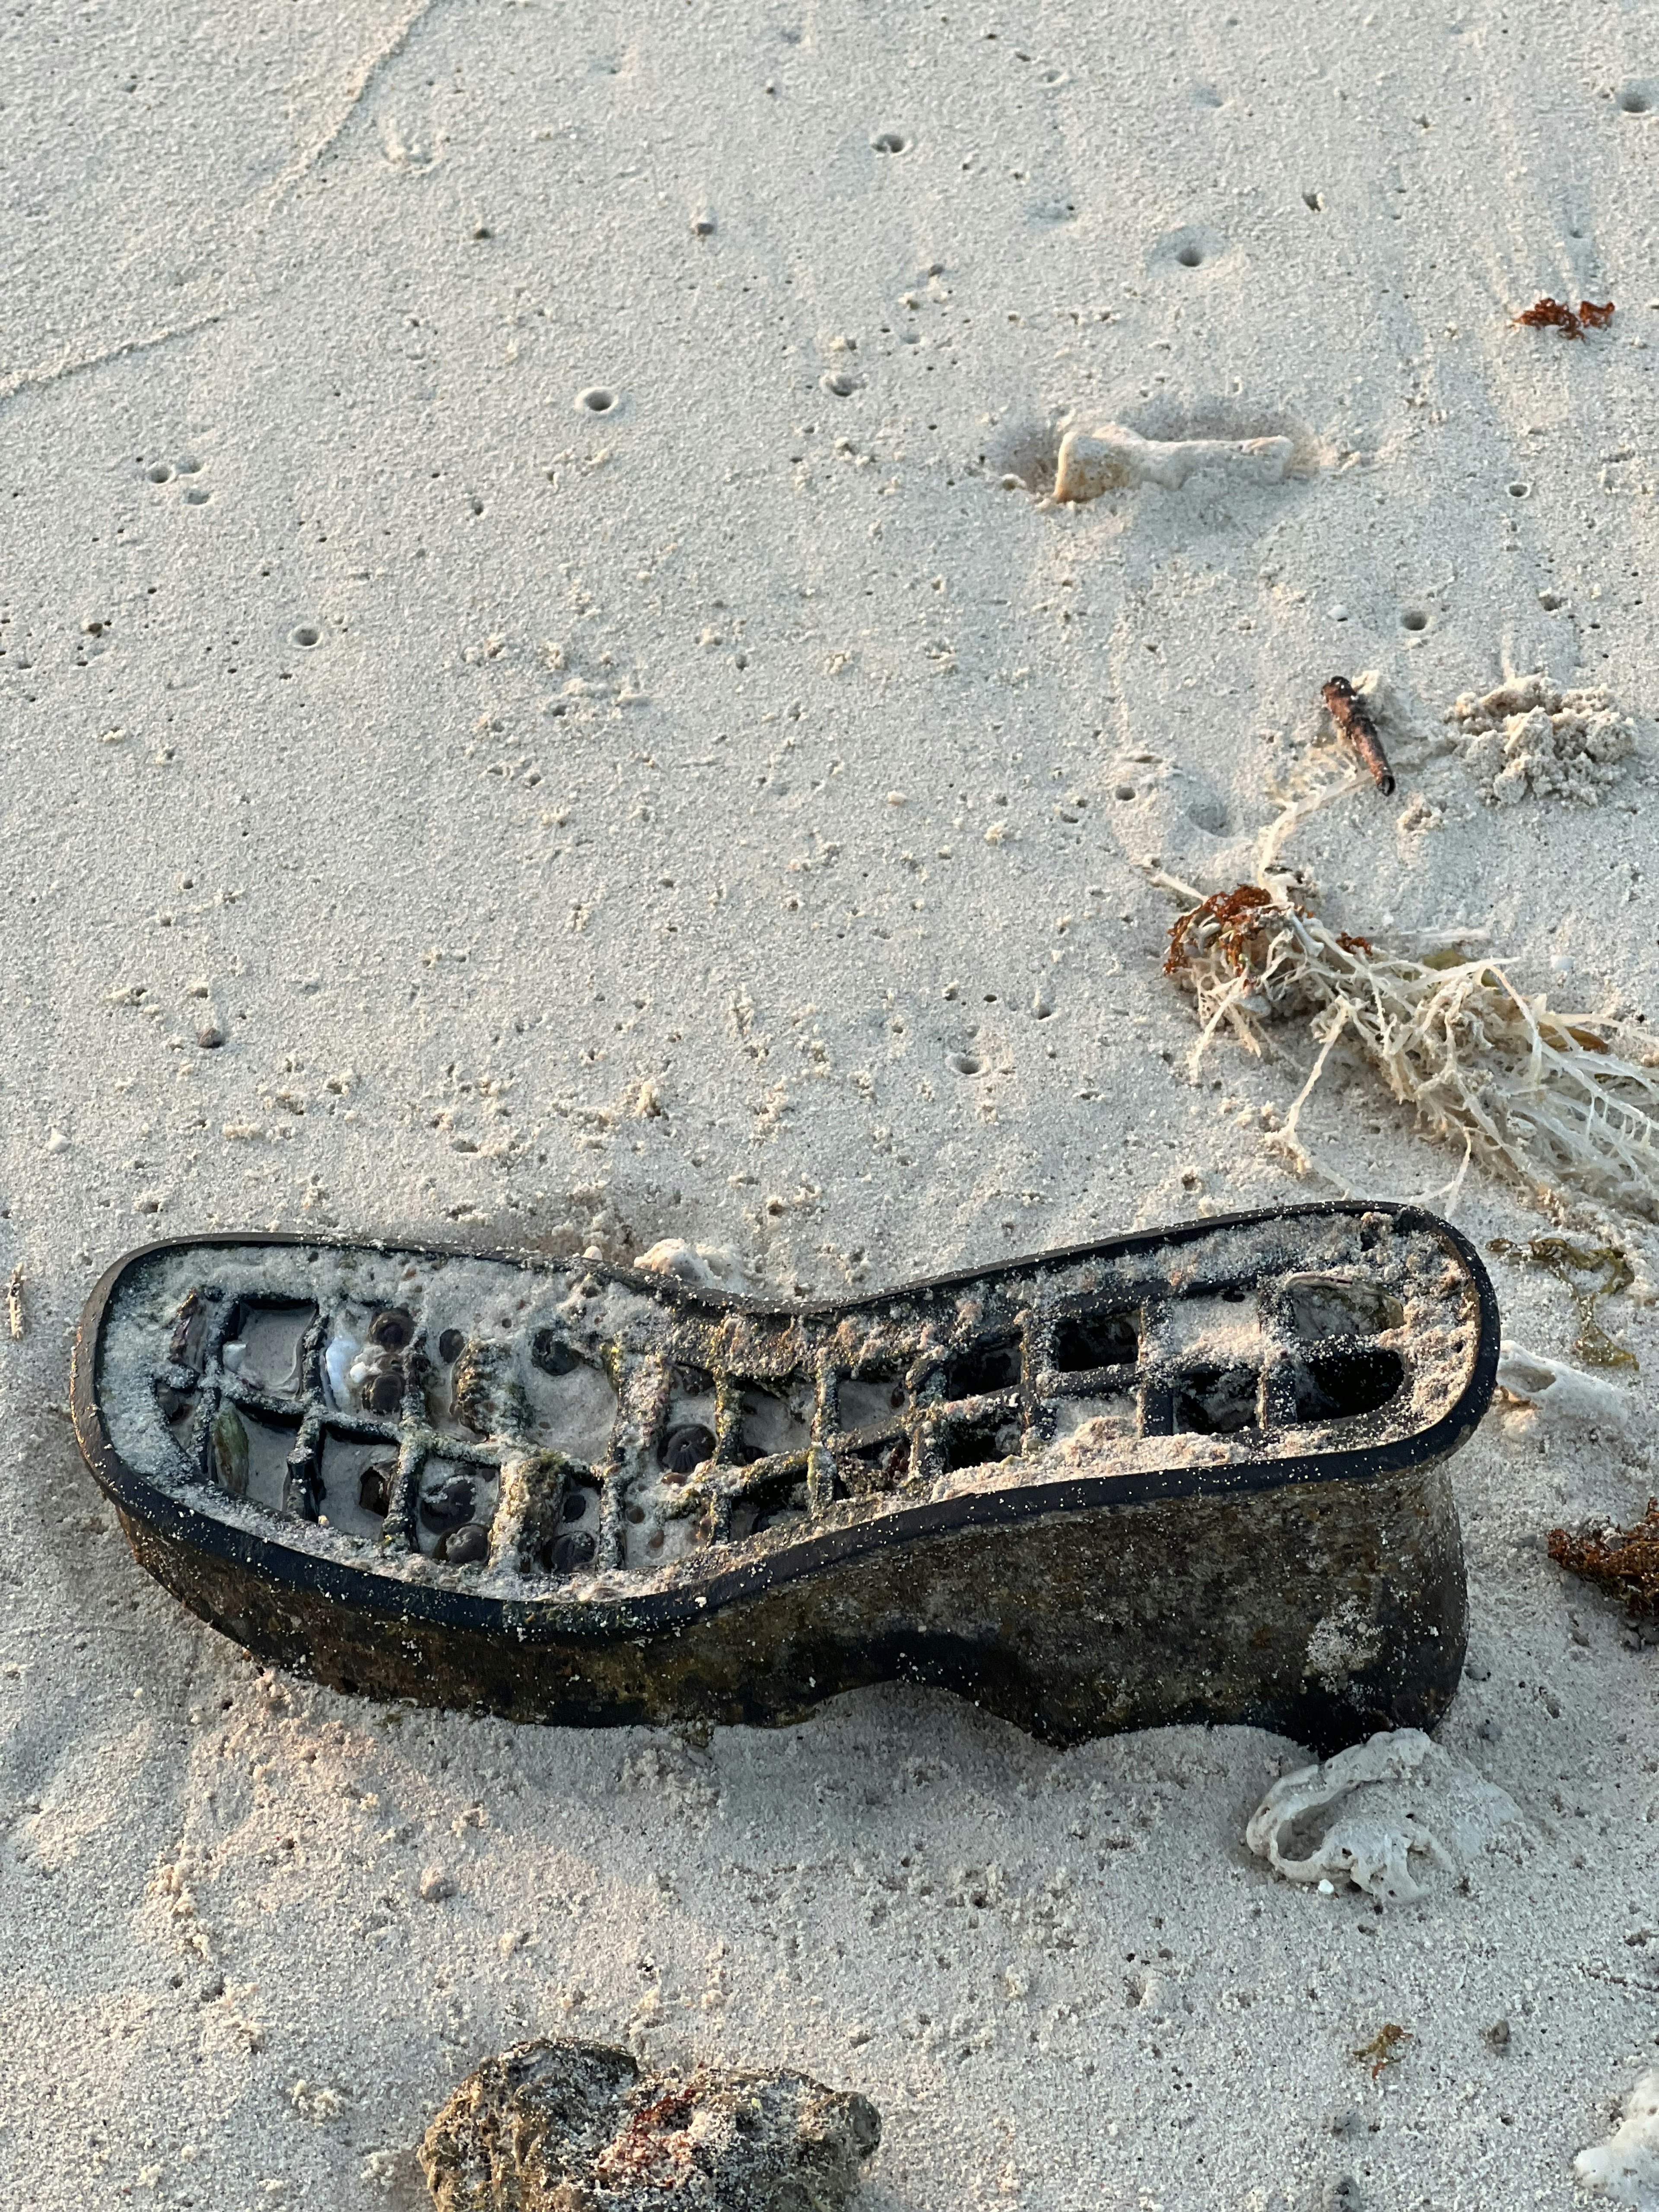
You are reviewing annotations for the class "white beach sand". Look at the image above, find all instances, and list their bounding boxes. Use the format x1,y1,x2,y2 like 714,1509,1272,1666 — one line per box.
3,2,1659,2204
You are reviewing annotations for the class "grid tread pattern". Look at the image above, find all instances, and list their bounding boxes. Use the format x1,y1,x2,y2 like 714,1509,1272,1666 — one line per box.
154,1253,1410,1585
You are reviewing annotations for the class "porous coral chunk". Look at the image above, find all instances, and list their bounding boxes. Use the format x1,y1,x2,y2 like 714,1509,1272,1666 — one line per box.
1447,674,1637,805
419,2038,880,2212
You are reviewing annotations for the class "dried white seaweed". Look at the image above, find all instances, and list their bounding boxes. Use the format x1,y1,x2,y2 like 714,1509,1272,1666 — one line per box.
1165,883,1659,1217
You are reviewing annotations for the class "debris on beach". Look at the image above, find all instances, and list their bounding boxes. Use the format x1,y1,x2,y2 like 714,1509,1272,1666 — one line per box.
6,1265,21,1341
1053,422,1294,502
1322,676,1396,795
73,1212,1498,1753
74,1212,1504,1743
418,2038,880,2212
1574,2066,1659,2204
1549,1501,1659,1623
1494,1341,1631,1437
1513,296,1615,340
1488,1236,1637,1370
1246,1729,1528,1902
1352,2024,1412,2079
1163,884,1659,1216
636,1238,746,1292
1446,675,1637,805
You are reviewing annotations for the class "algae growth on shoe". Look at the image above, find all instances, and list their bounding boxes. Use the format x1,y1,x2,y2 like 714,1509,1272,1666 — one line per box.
72,1201,1497,1751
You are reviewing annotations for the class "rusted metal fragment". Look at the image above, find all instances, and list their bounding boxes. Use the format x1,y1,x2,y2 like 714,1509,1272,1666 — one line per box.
71,1201,1498,1755
420,2039,880,2212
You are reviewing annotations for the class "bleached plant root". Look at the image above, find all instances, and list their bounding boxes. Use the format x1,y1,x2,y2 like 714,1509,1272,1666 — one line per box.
1164,884,1659,1217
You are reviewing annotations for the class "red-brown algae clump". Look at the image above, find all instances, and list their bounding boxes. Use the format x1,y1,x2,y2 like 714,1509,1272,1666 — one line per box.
1512,296,1615,339
1549,1501,1659,1621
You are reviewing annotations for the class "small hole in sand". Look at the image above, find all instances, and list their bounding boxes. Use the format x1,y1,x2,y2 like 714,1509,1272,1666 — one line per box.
146,463,173,484
1175,243,1205,268
184,488,211,506
1301,188,1324,213
1508,480,1531,498
983,420,1060,496
1400,607,1429,632
576,387,617,414
822,371,859,397
1113,782,1136,802
290,624,321,648
871,131,909,154
1539,590,1566,611
1618,85,1652,114
948,1052,983,1077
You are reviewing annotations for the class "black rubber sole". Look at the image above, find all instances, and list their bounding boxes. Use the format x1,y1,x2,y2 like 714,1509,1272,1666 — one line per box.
71,1200,1498,1752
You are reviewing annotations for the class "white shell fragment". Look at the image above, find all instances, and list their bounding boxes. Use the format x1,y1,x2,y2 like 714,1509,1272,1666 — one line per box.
1494,1339,1630,1435
1054,423,1294,502
1575,2069,1659,2207
636,1237,745,1292
324,1329,363,1408
1246,1728,1528,1902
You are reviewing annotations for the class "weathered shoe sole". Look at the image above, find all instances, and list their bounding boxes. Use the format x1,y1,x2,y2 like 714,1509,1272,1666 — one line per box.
71,1201,1497,1753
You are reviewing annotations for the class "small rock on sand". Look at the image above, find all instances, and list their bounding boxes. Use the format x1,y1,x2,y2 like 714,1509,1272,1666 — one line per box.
419,2037,880,2212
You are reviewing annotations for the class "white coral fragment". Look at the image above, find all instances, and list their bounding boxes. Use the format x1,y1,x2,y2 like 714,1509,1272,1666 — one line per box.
1246,1729,1527,1902
1576,2069,1659,2207
1494,1339,1630,1434
1447,674,1637,806
636,1238,744,1292
1054,423,1293,502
